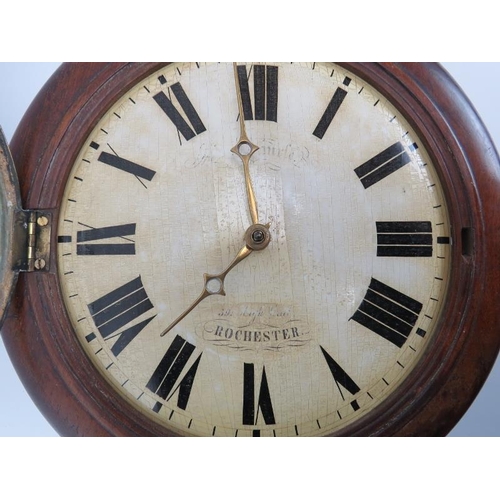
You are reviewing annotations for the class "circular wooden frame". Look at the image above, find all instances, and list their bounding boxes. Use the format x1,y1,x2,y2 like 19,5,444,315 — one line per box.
2,62,499,436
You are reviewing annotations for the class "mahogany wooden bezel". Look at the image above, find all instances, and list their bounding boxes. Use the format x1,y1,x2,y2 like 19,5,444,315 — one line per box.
1,62,499,436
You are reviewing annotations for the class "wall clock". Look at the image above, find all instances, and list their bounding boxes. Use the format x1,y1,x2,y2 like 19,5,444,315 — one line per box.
0,62,498,437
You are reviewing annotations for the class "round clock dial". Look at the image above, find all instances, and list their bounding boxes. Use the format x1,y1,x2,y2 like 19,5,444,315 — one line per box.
56,62,451,436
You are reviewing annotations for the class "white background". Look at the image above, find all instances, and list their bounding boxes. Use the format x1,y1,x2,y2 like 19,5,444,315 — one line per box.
0,2,499,498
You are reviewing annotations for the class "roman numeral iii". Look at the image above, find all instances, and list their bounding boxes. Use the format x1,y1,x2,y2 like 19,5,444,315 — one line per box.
146,335,202,413
237,64,278,122
355,142,411,188
154,82,206,141
351,278,423,348
376,221,432,257
77,223,136,255
87,276,155,356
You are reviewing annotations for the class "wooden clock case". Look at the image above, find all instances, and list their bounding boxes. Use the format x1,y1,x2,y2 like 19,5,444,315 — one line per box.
1,62,499,436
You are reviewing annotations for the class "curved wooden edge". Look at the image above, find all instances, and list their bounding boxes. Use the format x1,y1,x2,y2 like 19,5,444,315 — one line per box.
3,63,172,436
2,62,499,436
339,63,500,436
393,63,500,436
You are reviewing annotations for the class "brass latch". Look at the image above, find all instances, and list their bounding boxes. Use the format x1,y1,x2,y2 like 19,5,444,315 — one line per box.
12,210,51,272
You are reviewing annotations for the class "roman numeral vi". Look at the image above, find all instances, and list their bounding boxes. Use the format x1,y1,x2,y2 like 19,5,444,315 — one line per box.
243,364,276,427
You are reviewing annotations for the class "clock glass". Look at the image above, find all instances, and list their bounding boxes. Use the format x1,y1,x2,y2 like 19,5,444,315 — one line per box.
57,62,451,436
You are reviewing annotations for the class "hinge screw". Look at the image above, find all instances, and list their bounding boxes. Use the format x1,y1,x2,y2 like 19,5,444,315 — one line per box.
37,216,49,227
34,258,46,270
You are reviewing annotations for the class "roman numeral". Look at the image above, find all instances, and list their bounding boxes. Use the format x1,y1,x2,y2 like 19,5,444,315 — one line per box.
237,64,278,122
243,364,276,426
351,278,423,348
77,223,136,255
98,151,156,182
376,221,432,257
312,87,348,139
146,335,202,412
320,346,361,411
153,82,206,141
87,276,155,356
355,142,411,188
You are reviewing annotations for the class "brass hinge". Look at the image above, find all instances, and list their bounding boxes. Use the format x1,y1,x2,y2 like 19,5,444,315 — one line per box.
12,210,51,272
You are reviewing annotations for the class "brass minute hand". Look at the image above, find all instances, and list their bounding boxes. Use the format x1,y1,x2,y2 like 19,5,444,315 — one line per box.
160,224,271,337
231,62,260,225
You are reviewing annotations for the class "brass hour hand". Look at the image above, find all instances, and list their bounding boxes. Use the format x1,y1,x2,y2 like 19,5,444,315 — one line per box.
160,224,271,337
231,62,260,226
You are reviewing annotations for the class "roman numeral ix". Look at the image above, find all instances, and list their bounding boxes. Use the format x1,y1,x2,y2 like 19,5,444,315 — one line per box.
351,278,423,348
77,223,136,255
376,221,433,257
237,64,278,122
154,82,206,142
146,335,202,413
87,276,155,356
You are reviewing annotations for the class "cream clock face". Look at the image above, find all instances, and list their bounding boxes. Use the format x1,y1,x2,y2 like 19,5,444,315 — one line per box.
57,62,451,436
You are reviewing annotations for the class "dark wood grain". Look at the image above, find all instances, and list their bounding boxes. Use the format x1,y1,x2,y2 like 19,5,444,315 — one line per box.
2,62,499,436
